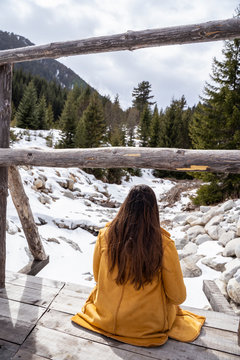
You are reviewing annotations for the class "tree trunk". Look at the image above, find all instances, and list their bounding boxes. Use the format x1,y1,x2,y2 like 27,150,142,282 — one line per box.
0,64,12,288
8,166,47,261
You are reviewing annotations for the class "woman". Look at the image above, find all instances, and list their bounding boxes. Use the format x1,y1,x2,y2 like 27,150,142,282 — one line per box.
72,184,205,347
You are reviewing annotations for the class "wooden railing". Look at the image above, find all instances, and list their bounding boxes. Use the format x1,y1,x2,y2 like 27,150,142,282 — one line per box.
1,18,240,288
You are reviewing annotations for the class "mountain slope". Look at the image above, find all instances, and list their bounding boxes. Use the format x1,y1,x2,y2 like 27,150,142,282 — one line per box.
0,30,89,89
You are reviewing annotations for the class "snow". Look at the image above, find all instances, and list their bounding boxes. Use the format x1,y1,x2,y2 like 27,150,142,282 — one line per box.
6,128,233,309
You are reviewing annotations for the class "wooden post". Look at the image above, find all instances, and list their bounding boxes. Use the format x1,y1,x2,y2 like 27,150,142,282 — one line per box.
8,165,47,261
203,280,235,316
0,64,12,288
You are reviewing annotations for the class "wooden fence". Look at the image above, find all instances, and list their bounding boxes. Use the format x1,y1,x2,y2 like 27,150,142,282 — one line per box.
1,18,240,288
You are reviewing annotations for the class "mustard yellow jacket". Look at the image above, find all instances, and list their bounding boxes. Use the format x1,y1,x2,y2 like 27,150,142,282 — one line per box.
72,224,205,347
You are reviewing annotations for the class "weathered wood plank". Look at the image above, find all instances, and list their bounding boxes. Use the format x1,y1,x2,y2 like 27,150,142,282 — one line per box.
19,326,152,360
33,318,239,360
1,147,240,173
203,280,235,315
0,63,12,288
182,305,239,333
19,256,50,276
0,298,45,344
0,339,19,360
6,271,64,290
0,282,61,307
1,18,240,65
12,350,53,359
8,165,47,261
50,287,88,313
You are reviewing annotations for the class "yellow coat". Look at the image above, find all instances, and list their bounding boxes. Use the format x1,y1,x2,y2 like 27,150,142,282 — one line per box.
72,224,205,347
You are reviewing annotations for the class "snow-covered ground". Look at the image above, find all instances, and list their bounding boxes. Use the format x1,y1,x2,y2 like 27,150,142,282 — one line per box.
6,128,237,309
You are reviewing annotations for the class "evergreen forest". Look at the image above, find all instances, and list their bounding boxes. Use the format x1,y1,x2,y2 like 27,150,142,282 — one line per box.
11,38,240,204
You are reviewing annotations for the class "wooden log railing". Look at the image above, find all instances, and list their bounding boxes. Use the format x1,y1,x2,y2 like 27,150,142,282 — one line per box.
0,18,239,65
0,147,240,173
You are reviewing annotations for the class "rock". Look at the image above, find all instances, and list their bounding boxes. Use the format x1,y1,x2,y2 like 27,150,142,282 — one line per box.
218,230,235,246
223,238,240,257
205,214,224,228
236,217,240,236
57,180,68,189
6,220,19,235
178,242,198,260
38,195,51,205
47,237,60,244
186,225,205,241
174,237,188,250
59,236,82,252
200,205,211,213
195,234,212,245
234,269,240,282
180,254,203,278
202,207,224,225
201,256,229,272
84,200,92,207
172,214,187,225
34,178,44,189
63,190,75,200
235,244,240,258
227,278,240,304
215,278,228,298
222,258,240,282
205,225,219,240
67,179,74,191
36,217,47,225
220,199,235,212
186,215,198,225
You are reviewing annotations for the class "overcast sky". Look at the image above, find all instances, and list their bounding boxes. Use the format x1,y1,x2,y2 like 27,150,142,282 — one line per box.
0,0,239,109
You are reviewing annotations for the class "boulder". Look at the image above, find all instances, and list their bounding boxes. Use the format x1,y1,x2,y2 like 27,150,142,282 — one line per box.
227,278,240,304
218,230,235,246
205,214,224,228
63,190,75,200
178,242,198,260
174,237,188,250
219,199,235,212
222,258,240,282
236,217,240,236
180,254,203,278
215,278,228,298
38,195,51,205
186,214,204,226
34,178,44,189
6,220,19,235
202,207,224,225
205,225,219,240
223,238,240,257
201,256,229,272
235,244,240,258
195,234,212,245
200,205,211,213
186,225,205,241
172,214,187,225
234,268,240,282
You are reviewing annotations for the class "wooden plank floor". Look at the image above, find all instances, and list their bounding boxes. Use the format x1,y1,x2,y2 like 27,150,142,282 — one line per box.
0,271,239,360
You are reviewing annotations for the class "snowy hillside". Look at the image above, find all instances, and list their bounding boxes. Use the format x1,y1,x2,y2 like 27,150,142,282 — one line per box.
6,128,240,311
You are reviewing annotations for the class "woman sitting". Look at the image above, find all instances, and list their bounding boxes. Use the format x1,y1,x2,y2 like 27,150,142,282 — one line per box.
72,184,205,347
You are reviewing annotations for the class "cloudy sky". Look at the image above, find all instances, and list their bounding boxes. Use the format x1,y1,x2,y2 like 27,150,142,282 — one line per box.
0,0,239,109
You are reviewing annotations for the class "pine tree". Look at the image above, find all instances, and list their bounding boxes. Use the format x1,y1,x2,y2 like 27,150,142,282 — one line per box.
82,92,107,148
149,105,162,147
139,105,152,147
132,81,155,113
37,95,48,130
16,81,39,129
45,104,54,129
58,90,77,148
75,117,86,148
189,39,240,204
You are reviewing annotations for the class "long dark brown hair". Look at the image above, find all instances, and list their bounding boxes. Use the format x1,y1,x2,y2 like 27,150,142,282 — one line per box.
107,184,163,290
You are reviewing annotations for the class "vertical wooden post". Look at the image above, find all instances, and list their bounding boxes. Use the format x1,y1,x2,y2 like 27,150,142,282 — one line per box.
8,165,47,261
0,64,12,288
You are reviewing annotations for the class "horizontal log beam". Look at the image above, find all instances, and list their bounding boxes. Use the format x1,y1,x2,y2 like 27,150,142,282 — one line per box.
0,147,240,173
0,18,240,64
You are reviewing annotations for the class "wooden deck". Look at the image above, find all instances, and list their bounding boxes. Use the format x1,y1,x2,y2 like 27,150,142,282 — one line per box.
0,271,239,360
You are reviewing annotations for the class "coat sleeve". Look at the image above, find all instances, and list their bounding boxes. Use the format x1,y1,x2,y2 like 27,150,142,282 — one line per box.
161,239,186,305
93,232,102,282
